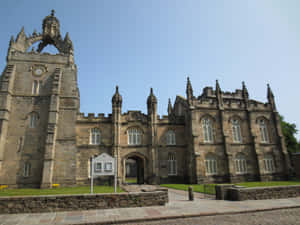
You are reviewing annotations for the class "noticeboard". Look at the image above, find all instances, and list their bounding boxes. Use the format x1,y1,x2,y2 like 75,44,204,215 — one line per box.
92,153,115,176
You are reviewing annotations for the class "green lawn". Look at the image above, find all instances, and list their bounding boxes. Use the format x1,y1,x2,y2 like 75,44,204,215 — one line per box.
0,186,123,197
125,177,137,184
160,184,216,194
161,180,300,195
236,181,300,188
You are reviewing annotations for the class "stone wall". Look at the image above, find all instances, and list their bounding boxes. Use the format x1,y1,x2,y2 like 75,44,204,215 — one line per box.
0,190,168,214
216,184,300,201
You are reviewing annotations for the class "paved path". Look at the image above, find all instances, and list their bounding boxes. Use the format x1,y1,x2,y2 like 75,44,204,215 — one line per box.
0,188,300,225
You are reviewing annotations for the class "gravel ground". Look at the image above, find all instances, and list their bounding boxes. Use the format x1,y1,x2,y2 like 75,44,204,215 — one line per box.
120,208,300,225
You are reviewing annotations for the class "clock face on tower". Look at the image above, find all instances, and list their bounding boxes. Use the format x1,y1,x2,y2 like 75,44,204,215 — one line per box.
34,68,43,76
31,65,47,76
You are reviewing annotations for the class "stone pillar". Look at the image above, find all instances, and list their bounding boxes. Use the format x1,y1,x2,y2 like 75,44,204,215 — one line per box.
187,108,197,184
147,88,159,184
112,86,122,185
0,65,15,176
41,68,61,188
246,109,264,180
273,112,291,178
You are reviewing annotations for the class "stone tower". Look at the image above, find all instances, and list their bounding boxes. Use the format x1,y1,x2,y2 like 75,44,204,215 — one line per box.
0,10,79,188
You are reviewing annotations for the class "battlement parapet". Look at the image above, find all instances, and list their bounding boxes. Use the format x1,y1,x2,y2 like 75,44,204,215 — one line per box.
77,112,112,122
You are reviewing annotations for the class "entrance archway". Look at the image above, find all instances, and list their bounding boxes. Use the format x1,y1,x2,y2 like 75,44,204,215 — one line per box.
124,154,145,184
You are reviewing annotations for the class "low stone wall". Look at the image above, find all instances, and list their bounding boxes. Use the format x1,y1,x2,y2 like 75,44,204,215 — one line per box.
216,184,300,201
0,190,168,214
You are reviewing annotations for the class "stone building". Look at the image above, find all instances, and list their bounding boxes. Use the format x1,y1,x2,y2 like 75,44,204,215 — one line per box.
0,11,291,188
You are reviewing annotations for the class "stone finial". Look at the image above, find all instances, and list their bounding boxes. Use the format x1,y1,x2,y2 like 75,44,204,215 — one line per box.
32,29,38,37
215,79,223,108
267,83,276,110
51,9,55,16
9,36,14,46
267,83,274,98
112,85,122,107
216,79,221,92
242,81,249,99
16,27,26,42
186,76,193,102
147,87,157,105
168,98,172,115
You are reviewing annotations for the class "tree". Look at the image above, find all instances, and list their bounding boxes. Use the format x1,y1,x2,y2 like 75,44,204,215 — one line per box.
280,115,300,153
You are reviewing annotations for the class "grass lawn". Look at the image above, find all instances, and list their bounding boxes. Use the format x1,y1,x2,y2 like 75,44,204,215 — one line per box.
160,184,216,194
0,185,123,197
160,180,300,194
125,177,137,184
236,180,300,188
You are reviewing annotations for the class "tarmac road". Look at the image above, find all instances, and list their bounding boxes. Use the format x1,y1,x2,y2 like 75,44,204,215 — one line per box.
120,208,300,225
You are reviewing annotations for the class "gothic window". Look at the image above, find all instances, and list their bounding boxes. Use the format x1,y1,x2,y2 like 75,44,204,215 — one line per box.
166,130,176,145
32,80,42,95
259,119,269,143
264,154,275,173
23,162,31,177
128,128,142,145
205,154,217,175
29,112,38,128
202,118,213,143
235,153,247,174
232,119,242,143
90,128,101,145
168,153,177,175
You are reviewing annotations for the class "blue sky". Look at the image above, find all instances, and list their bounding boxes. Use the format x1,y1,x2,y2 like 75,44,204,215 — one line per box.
1,0,300,139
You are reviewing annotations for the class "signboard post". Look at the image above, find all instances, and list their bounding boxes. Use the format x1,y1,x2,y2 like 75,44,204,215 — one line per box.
90,153,117,194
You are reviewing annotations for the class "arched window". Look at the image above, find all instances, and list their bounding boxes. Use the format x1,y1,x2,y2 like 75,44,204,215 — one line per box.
166,130,176,145
90,128,101,145
264,154,275,173
168,152,177,175
205,154,217,175
32,80,42,95
232,119,242,143
259,119,269,143
202,118,213,143
235,153,247,174
128,128,142,145
24,162,31,177
29,112,38,128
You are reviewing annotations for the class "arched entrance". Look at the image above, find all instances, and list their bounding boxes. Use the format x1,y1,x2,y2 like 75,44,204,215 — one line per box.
123,153,146,184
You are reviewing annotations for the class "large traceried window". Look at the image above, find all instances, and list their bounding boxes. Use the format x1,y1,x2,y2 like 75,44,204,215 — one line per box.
259,119,269,143
90,128,101,145
166,130,176,145
128,128,142,145
205,154,217,175
29,112,38,128
235,153,247,174
168,153,177,175
23,162,31,177
202,118,213,143
232,119,242,143
264,154,275,173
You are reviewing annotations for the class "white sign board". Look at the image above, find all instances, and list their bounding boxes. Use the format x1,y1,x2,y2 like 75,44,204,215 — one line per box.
92,153,115,176
91,153,117,194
